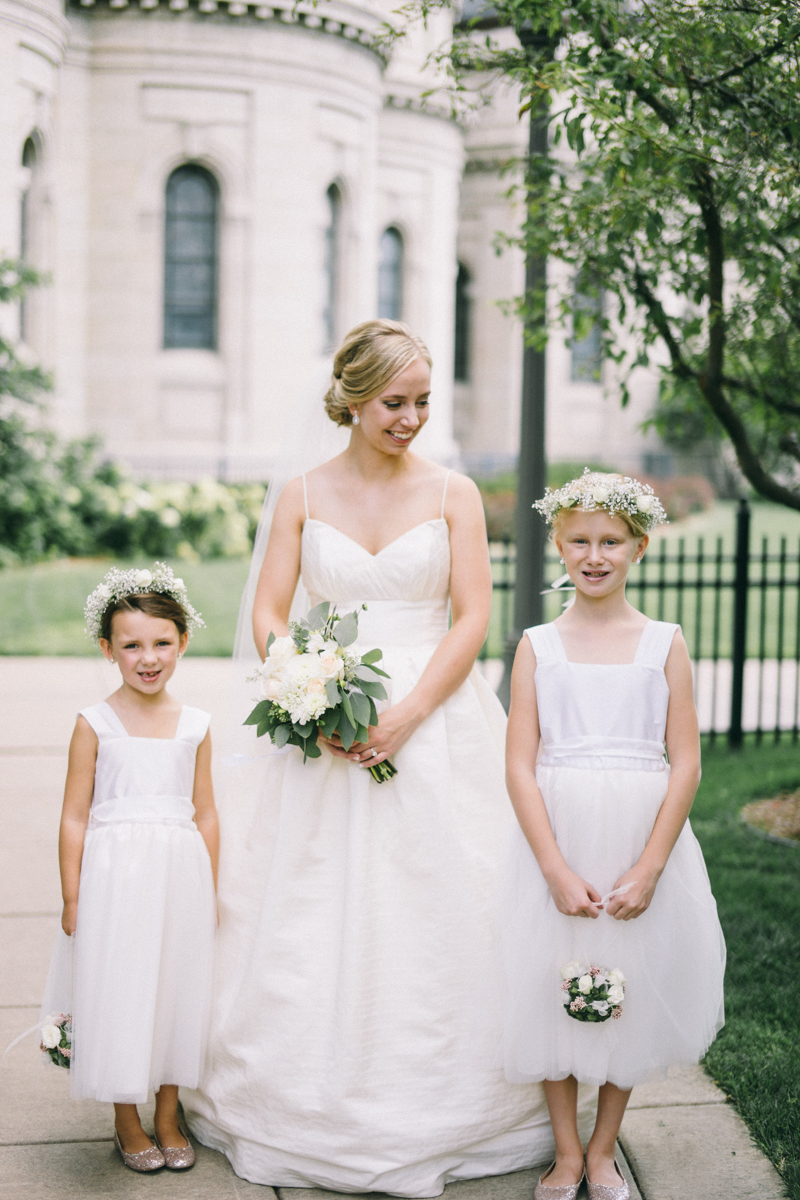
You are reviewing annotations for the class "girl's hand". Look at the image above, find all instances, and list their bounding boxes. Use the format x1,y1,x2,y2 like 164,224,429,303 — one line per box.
547,866,603,919
606,865,660,920
61,902,78,936
318,701,421,768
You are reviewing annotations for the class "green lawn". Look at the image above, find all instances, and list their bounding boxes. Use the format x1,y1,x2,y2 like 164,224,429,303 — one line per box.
0,557,250,656
694,738,800,1198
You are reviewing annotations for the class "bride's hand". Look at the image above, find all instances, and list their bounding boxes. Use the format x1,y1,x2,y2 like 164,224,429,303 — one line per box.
318,701,420,767
546,865,603,919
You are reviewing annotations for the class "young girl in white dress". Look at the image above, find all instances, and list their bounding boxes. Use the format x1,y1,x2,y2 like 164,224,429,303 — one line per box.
503,472,726,1200
45,564,218,1174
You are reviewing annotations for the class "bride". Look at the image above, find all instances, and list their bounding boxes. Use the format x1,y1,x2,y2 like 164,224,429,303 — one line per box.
185,320,593,1194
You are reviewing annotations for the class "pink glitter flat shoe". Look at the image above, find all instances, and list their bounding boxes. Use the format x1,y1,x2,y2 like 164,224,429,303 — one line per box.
533,1161,584,1200
154,1127,196,1170
113,1130,165,1172
586,1159,631,1200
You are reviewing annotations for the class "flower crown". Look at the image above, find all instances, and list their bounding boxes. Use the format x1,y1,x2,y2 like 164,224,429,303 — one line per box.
84,562,205,643
534,468,668,532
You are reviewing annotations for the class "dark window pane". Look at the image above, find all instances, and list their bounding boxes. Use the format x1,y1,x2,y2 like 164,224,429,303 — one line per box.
378,227,403,320
324,185,341,350
454,263,471,381
571,281,603,383
164,165,218,350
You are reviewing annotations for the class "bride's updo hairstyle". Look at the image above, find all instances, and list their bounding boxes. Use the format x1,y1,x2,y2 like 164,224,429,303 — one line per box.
324,319,432,427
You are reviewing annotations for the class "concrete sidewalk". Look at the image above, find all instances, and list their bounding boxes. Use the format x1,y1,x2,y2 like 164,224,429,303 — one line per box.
0,658,787,1200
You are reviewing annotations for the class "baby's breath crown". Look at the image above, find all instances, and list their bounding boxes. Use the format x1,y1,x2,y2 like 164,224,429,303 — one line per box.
84,561,205,642
533,468,667,533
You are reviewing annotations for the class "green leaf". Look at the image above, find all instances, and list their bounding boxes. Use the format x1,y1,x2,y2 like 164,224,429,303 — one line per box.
320,707,340,738
354,723,370,744
341,691,355,726
303,740,322,759
325,678,340,707
349,690,371,729
357,663,390,679
367,697,378,727
356,678,388,701
306,601,330,629
337,710,356,751
243,700,271,726
293,721,313,738
334,610,359,647
274,723,291,749
360,648,383,665
265,631,276,654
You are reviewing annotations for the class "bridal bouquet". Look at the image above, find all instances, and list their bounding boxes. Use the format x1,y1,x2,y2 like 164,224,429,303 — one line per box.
561,962,625,1023
245,602,397,783
40,1013,72,1068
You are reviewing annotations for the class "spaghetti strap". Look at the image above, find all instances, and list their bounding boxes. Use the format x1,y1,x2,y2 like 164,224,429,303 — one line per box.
440,469,453,519
302,473,309,520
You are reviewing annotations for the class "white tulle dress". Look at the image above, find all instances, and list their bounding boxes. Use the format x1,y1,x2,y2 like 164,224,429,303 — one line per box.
184,491,596,1196
40,702,217,1104
500,621,726,1090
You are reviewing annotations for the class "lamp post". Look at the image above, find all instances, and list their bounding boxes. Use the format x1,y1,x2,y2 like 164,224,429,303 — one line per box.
497,27,553,711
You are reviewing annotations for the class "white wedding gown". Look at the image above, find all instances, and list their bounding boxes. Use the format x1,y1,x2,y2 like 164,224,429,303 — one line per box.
184,508,594,1195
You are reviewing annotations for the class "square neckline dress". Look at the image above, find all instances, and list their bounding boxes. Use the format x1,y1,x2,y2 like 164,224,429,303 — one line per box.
39,701,217,1104
500,620,726,1090
184,500,597,1196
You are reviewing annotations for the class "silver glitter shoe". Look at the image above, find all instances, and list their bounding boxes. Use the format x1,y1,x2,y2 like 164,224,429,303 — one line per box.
154,1127,196,1171
533,1161,584,1200
586,1160,631,1200
113,1130,165,1172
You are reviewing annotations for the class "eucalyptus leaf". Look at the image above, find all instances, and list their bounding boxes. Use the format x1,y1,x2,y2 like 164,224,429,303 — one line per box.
306,601,331,628
265,631,276,654
349,690,371,728
360,648,383,665
357,679,388,701
303,740,322,759
325,678,340,707
274,723,291,749
338,710,356,752
341,691,355,726
334,611,359,647
367,697,378,727
243,700,270,726
320,707,339,738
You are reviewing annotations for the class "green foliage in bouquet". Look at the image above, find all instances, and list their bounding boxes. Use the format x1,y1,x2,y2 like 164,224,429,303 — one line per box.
39,1014,72,1068
244,602,398,783
561,963,625,1023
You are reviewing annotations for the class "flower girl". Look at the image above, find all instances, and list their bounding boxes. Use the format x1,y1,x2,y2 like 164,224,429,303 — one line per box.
44,564,218,1173
502,472,725,1200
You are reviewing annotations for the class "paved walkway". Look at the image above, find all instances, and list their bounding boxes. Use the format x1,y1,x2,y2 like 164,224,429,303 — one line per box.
0,659,787,1199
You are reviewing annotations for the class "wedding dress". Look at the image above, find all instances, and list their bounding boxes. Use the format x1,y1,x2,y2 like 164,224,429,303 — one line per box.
184,480,594,1195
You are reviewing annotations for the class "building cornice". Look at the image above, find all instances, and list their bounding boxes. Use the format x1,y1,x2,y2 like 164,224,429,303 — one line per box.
66,0,387,61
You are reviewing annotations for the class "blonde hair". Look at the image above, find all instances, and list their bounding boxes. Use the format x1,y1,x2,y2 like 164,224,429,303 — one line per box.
551,473,651,540
324,319,432,427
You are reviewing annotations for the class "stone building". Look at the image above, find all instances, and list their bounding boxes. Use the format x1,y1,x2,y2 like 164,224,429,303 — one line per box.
0,0,666,480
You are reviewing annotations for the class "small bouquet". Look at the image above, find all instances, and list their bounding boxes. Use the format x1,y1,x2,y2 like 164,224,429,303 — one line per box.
561,962,625,1023
245,602,398,784
39,1014,72,1068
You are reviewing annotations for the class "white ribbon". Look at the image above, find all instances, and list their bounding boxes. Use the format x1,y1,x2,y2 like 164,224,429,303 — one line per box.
599,882,636,907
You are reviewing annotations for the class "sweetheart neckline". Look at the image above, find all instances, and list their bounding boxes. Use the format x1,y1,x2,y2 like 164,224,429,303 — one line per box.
303,517,447,559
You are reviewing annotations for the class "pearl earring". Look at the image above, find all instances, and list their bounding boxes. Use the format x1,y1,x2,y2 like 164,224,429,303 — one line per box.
352,412,360,426
559,557,565,564
110,657,115,664
178,652,182,660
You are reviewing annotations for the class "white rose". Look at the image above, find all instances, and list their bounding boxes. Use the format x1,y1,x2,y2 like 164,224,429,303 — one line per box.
95,584,112,602
562,493,579,508
173,578,185,590
560,960,583,981
319,649,344,680
592,486,610,505
591,1000,609,1014
608,984,625,1005
307,632,327,654
135,569,153,587
578,974,594,994
260,677,282,701
636,494,653,513
267,635,298,669
40,1023,61,1049
608,968,626,987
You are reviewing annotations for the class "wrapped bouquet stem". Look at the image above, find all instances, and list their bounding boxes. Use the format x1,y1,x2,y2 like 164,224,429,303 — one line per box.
245,602,398,784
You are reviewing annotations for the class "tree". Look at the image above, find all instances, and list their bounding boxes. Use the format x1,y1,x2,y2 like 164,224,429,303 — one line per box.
441,0,800,507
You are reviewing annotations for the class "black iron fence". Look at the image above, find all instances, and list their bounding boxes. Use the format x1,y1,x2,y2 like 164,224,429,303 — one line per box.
483,500,800,745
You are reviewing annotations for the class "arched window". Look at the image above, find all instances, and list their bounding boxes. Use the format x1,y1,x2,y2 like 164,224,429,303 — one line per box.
324,184,342,350
163,165,218,350
454,262,471,382
378,227,403,320
19,137,38,342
